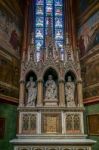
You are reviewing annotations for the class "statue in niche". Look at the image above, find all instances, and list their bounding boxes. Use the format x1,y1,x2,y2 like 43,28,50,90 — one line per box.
65,76,76,107
45,75,57,100
26,77,37,106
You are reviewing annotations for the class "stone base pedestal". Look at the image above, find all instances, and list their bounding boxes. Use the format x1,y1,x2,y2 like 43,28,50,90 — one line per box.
44,98,58,106
10,136,96,150
12,106,96,150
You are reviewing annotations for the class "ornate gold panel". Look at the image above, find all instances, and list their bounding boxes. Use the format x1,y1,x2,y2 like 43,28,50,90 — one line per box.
42,113,61,134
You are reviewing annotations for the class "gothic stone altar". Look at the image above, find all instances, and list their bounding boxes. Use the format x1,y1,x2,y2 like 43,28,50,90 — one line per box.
10,46,96,150
10,0,96,149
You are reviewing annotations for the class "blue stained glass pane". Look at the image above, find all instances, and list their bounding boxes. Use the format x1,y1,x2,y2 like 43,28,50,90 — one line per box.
55,6,62,16
36,0,44,5
46,5,53,16
55,0,62,6
35,28,44,39
36,17,44,27
35,0,64,60
46,17,49,27
46,17,53,27
45,28,48,35
36,5,43,15
55,17,63,28
46,0,53,5
55,29,63,40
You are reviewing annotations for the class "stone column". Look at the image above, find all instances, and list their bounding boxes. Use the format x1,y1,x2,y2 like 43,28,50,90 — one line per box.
59,79,65,106
37,79,43,106
19,81,25,107
77,80,83,107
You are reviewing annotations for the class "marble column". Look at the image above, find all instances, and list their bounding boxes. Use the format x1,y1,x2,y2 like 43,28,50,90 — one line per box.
19,81,25,107
59,79,65,106
77,80,83,107
37,79,43,106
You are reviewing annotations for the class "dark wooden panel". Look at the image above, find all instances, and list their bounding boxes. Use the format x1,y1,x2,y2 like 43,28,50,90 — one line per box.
88,114,99,135
0,118,5,139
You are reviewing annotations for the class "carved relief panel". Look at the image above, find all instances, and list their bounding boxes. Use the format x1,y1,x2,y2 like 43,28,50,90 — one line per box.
42,113,61,134
65,112,83,134
14,146,91,150
20,113,37,134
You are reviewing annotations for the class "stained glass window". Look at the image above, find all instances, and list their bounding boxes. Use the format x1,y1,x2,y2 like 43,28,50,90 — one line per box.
34,0,64,61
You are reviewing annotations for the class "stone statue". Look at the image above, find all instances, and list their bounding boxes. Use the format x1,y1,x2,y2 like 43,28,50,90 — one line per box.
65,76,76,107
26,77,37,106
45,75,57,100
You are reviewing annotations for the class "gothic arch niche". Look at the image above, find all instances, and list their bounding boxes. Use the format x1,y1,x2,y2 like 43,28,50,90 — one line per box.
25,71,37,106
65,71,76,82
65,71,78,107
43,67,59,106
